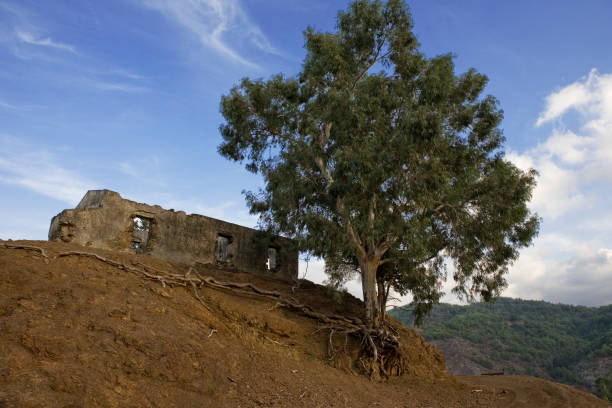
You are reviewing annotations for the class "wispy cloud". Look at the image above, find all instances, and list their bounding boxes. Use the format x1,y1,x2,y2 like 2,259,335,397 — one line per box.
162,198,257,227
0,99,18,110
103,69,147,81
116,155,166,184
137,0,280,68
15,29,77,53
0,98,42,112
86,79,149,93
114,157,257,227
0,135,95,204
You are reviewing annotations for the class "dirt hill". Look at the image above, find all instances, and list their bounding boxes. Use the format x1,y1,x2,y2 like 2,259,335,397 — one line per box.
0,240,609,407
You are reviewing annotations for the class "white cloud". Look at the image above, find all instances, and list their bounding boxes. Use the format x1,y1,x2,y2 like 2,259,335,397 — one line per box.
502,69,612,306
507,246,612,306
299,257,325,281
15,29,77,53
536,69,612,126
0,135,95,204
0,216,50,240
509,70,612,220
137,0,279,67
538,129,593,165
508,149,586,220
298,256,365,300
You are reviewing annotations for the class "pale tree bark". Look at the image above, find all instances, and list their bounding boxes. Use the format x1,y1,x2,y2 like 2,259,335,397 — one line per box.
377,279,385,325
377,279,392,324
360,256,382,328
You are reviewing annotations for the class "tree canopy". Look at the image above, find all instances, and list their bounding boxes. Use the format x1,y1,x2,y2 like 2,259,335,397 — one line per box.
218,0,540,329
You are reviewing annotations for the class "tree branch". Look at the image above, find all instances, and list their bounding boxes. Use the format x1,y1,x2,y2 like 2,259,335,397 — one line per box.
350,44,390,94
377,257,394,267
341,201,366,260
313,122,334,185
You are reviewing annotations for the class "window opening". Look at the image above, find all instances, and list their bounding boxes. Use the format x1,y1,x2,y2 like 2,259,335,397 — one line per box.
133,217,150,232
131,216,152,253
215,234,233,263
267,247,278,271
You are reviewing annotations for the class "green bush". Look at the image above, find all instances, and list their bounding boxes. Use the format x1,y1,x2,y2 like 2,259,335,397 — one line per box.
324,284,346,305
595,375,612,402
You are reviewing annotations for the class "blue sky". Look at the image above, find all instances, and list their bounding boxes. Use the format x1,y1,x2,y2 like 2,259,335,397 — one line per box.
1,0,611,306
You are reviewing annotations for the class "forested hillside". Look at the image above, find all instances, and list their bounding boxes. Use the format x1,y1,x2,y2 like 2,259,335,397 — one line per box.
390,298,612,400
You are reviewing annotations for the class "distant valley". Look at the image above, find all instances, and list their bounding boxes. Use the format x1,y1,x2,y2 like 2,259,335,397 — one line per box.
390,298,612,401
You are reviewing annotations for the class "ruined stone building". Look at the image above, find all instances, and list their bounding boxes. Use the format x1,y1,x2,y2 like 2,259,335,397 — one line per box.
49,190,298,281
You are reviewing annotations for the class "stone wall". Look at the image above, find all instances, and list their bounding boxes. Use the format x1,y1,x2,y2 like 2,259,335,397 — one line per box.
49,190,298,281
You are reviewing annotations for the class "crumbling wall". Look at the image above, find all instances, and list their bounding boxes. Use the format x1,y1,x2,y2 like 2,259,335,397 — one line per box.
49,190,298,281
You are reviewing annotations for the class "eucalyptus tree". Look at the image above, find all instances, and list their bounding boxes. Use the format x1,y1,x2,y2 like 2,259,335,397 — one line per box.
218,0,539,329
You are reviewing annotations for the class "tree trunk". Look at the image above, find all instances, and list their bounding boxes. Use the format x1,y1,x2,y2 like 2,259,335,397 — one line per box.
377,278,387,324
377,279,391,323
360,257,381,329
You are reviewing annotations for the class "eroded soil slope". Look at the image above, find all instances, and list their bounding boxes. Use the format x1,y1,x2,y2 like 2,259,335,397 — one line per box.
0,240,608,407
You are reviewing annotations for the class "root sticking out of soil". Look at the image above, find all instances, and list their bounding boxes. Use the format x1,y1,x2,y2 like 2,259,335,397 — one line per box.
1,243,405,378
2,240,608,407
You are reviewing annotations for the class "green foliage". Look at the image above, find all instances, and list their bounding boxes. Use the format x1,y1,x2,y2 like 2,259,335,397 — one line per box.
324,283,348,305
599,344,612,357
390,298,612,390
596,375,612,402
471,356,493,369
218,0,539,326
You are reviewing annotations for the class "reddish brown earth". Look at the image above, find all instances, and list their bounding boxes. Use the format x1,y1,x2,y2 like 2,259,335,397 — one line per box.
1,240,609,407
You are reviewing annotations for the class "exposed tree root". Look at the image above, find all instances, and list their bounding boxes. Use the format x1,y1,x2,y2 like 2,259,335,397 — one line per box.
0,244,407,378
1,243,49,259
